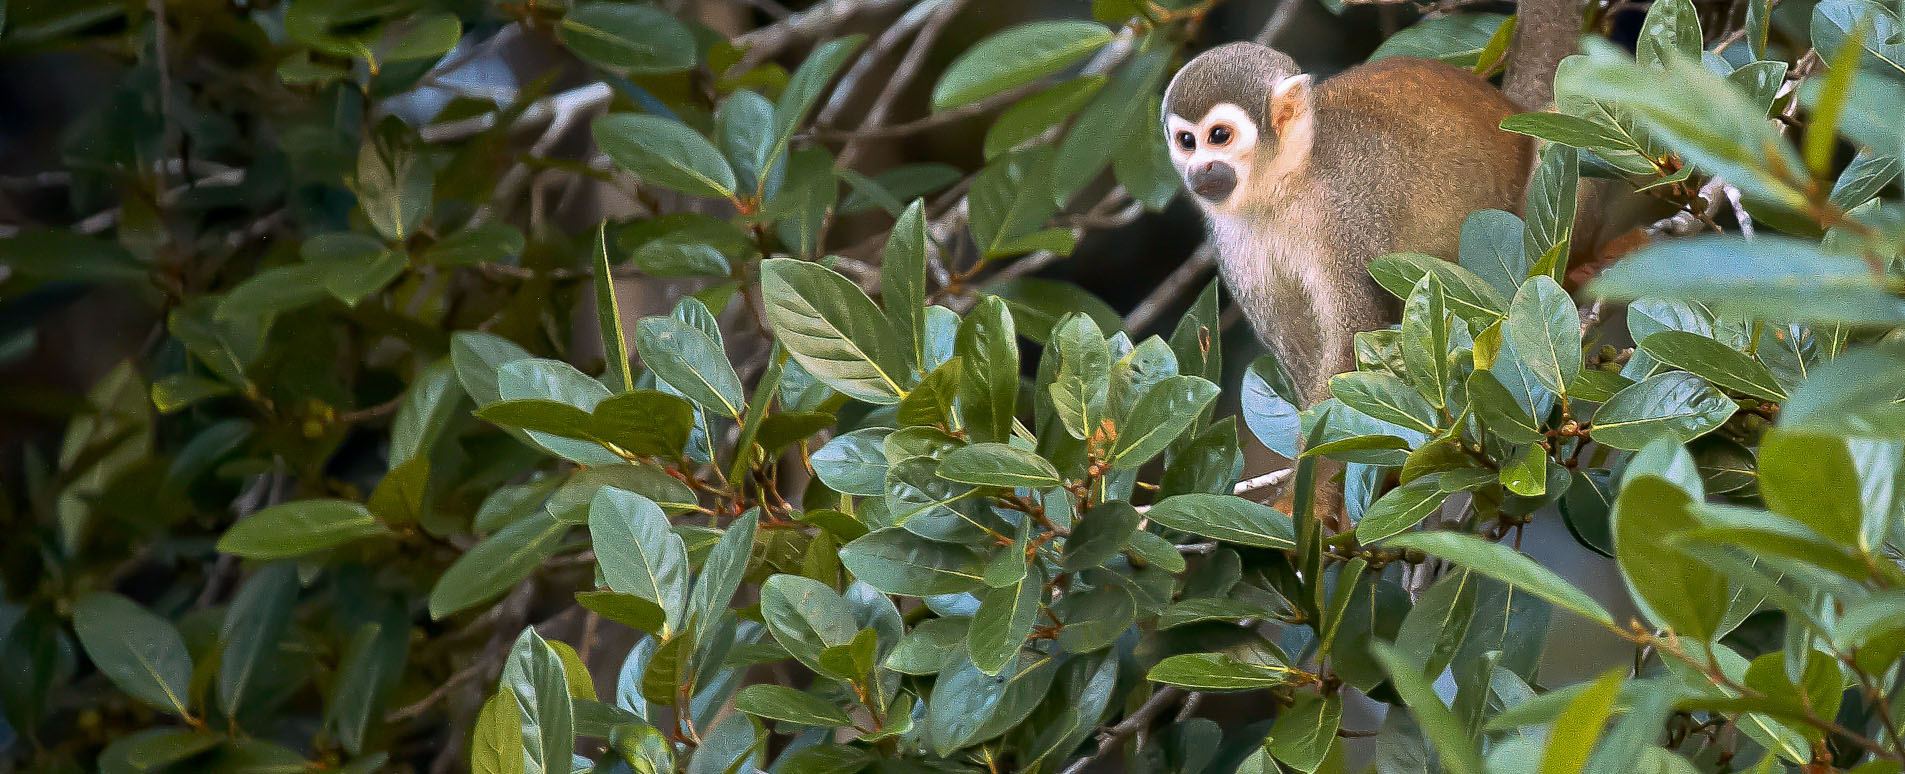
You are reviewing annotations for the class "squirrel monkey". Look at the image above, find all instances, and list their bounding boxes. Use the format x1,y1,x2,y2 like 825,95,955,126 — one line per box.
1163,43,1534,520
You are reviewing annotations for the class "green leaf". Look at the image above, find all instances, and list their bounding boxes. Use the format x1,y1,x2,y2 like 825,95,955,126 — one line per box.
558,2,695,73
1400,276,1455,408
498,358,623,466
1394,568,1480,679
72,593,192,717
761,258,909,405
1759,429,1869,549
1506,276,1581,395
1557,47,1807,211
1830,148,1901,210
591,390,696,458
575,593,666,639
885,456,985,541
1636,0,1702,68
328,621,407,755
1372,643,1484,774
476,399,597,439
1468,371,1546,444
838,528,986,596
956,296,1020,443
968,565,1043,675
1590,372,1737,451
931,21,1115,111
926,654,1058,755
217,564,298,718
472,689,526,774
1616,473,1739,638
985,76,1106,159
426,221,524,266
302,232,406,306
1638,331,1787,401
635,316,745,419
759,574,858,679
1370,13,1511,68
593,113,737,200
353,142,432,243
883,200,929,372
1112,375,1219,468
217,264,329,321
589,488,689,635
1242,354,1303,458
149,373,232,414
0,229,145,284
1593,236,1905,325
1355,475,1451,543
430,512,568,619
1780,344,1905,439
986,278,1122,344
1061,501,1141,571
688,510,755,648
777,36,865,141
377,11,460,63
886,617,969,675
502,628,574,774
1538,669,1625,773
450,332,532,406
811,428,892,497
734,684,852,727
1812,0,1905,79
1144,493,1295,549
1050,313,1112,440
95,729,220,774
1054,585,1136,653
389,358,461,467
1052,49,1169,207
841,164,960,215
1385,532,1614,627
1498,112,1642,151
1146,653,1294,691
1500,444,1549,496
1269,693,1343,773
969,146,1066,258
1369,252,1508,325
937,443,1062,489
216,499,388,559
1329,371,1441,435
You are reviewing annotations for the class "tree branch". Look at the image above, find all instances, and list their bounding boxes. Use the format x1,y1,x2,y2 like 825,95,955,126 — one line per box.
1058,687,1187,774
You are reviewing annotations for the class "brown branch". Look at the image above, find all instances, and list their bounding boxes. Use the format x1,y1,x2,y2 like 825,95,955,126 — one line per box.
837,0,969,168
1057,687,1188,774
1122,241,1216,334
726,0,915,75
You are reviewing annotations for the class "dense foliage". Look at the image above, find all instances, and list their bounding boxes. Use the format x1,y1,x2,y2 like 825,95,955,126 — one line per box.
2,0,1904,772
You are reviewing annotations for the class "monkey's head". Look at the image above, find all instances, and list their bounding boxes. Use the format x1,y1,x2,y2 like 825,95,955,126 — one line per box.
1162,42,1313,212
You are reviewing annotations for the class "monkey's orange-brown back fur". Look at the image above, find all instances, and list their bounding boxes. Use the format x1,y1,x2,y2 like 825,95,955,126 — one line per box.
1308,57,1533,261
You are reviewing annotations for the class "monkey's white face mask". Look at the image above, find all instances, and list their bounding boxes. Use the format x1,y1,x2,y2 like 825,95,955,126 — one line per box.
1163,74,1312,213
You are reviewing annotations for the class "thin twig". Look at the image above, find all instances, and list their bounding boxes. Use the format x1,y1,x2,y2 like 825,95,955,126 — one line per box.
837,0,968,168
815,0,947,127
727,0,915,75
148,0,177,194
1058,687,1187,774
1123,242,1217,334
1255,0,1307,45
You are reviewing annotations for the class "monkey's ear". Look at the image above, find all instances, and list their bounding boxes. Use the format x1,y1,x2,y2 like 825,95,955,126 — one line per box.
1268,73,1313,136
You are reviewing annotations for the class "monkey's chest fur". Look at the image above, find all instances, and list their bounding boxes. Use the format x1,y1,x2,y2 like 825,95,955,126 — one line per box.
1206,202,1397,407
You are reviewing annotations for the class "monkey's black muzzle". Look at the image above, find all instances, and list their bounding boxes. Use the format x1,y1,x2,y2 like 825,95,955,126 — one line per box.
1188,161,1236,202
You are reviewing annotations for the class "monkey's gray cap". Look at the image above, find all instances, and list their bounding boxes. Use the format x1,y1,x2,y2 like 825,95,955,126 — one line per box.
1162,42,1302,127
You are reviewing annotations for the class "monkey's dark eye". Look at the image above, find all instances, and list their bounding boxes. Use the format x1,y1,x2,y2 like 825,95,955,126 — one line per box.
1207,125,1234,146
1175,131,1196,151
